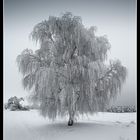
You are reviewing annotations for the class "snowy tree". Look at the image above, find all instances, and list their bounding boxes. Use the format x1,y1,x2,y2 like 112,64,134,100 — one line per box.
17,12,127,126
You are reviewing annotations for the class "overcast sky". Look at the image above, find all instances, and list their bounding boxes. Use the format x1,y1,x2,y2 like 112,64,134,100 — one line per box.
4,0,136,106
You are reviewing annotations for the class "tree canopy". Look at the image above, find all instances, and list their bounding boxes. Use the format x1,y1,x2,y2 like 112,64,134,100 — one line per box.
17,12,127,124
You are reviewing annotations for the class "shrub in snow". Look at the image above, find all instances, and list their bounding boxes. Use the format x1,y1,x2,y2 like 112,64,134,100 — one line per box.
17,12,127,126
5,96,30,111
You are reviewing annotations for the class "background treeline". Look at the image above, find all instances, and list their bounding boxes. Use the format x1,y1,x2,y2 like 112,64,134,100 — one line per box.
106,105,136,113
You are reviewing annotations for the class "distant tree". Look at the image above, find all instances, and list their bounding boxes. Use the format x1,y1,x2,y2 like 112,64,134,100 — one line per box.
17,12,127,126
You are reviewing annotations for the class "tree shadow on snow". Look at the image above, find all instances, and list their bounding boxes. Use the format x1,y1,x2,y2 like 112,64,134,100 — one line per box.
34,121,112,136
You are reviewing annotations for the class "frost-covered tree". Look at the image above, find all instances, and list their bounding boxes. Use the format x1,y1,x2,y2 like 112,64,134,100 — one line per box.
17,12,127,126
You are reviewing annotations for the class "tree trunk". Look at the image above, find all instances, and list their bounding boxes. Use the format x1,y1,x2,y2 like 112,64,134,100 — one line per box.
68,110,75,126
67,85,76,126
68,118,73,126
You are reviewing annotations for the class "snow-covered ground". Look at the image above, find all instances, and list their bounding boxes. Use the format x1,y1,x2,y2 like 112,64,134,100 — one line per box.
4,110,136,140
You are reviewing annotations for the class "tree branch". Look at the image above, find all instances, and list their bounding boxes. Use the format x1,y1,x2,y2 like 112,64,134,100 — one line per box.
95,66,114,90
29,54,48,65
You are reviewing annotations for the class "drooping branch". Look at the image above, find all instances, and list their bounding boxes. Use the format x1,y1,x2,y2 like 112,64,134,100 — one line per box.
95,60,127,93
96,66,114,83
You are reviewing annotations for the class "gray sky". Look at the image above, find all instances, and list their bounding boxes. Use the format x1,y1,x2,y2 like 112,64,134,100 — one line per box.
4,0,136,106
